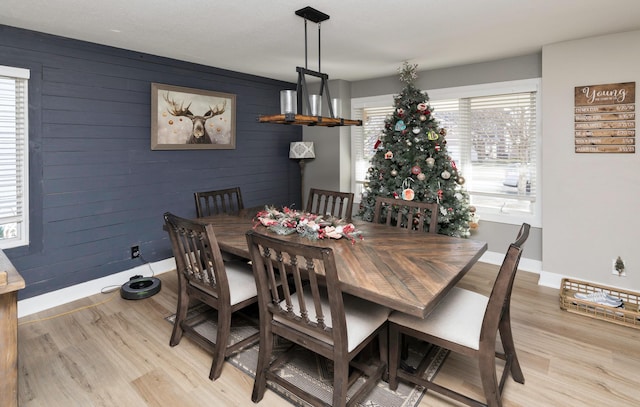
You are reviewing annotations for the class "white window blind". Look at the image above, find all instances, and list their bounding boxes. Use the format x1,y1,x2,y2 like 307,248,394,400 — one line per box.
351,106,394,199
0,65,30,249
430,90,538,218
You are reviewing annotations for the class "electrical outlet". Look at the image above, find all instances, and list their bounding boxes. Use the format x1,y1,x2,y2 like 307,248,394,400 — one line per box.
131,245,140,259
612,258,626,276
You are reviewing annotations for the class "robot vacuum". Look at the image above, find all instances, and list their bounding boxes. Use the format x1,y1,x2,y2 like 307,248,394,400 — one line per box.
120,276,162,300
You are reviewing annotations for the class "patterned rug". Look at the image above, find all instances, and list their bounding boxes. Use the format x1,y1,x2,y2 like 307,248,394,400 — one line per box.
166,304,448,407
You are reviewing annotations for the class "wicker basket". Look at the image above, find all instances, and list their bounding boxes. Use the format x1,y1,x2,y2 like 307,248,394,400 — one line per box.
560,278,640,329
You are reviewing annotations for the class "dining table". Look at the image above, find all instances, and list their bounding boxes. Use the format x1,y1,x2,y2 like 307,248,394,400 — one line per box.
197,209,487,318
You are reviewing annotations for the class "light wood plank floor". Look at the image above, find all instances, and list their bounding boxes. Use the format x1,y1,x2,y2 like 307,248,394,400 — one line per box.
17,262,640,406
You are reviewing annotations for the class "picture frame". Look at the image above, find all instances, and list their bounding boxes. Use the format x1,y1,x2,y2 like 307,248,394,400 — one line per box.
151,83,236,150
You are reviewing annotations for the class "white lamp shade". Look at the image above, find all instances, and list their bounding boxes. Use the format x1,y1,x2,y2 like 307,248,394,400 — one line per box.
289,142,315,159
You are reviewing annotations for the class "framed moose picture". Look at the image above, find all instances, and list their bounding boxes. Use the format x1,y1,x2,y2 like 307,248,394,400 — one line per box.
151,83,236,150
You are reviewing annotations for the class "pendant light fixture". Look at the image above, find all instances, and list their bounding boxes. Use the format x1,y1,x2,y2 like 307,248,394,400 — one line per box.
258,6,362,127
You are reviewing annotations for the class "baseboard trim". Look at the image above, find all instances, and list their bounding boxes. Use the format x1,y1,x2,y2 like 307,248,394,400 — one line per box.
17,258,175,318
537,270,565,289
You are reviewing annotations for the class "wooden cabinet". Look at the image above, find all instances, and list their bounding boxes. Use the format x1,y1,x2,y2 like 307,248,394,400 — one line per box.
0,250,25,407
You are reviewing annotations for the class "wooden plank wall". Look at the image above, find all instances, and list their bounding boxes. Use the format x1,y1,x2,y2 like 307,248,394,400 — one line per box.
0,25,302,299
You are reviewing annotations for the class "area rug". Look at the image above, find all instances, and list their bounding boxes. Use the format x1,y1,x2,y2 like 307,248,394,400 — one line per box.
166,305,448,407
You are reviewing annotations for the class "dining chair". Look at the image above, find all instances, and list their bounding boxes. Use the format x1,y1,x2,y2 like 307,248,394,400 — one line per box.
387,223,530,407
305,188,355,221
194,187,244,217
163,212,259,380
246,230,389,407
373,196,438,233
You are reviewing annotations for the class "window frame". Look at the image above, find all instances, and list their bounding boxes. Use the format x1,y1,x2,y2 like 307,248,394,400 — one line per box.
351,78,541,227
0,65,30,249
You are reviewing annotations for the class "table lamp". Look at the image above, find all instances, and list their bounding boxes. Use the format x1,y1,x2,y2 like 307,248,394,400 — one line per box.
289,141,315,208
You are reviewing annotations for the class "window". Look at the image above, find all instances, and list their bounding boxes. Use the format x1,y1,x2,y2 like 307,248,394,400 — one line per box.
351,79,541,226
0,65,30,249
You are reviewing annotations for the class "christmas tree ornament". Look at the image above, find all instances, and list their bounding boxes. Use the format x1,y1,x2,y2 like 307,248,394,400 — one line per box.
435,144,441,151
417,172,426,181
441,170,451,180
401,178,415,200
419,114,427,122
439,128,447,136
455,192,463,200
374,139,382,149
426,157,435,167
396,108,405,117
450,160,457,170
395,120,406,131
393,191,399,199
411,165,422,175
385,151,394,159
417,102,428,111
427,131,439,140
456,176,465,185
412,127,421,134
402,188,415,201
390,169,398,177
406,140,412,146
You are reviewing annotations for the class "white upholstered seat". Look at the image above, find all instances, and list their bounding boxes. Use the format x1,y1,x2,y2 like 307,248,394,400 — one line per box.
275,290,389,352
388,287,488,350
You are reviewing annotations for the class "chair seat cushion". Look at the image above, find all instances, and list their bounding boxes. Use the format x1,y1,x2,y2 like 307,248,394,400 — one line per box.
225,261,258,305
388,287,488,350
275,290,389,352
191,260,257,306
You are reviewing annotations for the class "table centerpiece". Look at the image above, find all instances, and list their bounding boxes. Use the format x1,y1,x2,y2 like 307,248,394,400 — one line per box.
254,206,363,244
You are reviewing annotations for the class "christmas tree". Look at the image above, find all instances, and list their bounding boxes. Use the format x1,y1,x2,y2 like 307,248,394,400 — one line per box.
358,62,474,238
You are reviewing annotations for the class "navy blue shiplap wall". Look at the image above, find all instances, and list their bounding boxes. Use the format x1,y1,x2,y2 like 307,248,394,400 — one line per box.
1,25,302,299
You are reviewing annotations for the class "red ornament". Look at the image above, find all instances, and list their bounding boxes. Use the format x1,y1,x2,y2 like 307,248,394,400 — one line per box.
393,191,399,199
374,139,382,149
411,165,421,175
437,189,443,199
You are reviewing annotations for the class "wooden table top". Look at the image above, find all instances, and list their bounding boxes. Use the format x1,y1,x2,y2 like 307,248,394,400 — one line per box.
199,213,487,318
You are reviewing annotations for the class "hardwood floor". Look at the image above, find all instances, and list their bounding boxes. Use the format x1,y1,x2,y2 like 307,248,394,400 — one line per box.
17,262,640,406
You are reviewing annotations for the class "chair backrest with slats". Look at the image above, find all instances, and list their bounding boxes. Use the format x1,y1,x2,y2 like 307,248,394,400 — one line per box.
373,196,439,233
246,230,348,353
164,212,230,305
305,188,354,221
480,223,530,345
194,187,244,217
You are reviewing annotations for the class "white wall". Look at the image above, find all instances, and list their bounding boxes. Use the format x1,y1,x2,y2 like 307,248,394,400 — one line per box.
541,30,640,291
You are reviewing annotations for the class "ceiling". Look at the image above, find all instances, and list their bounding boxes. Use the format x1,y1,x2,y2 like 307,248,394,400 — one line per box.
2,0,640,83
